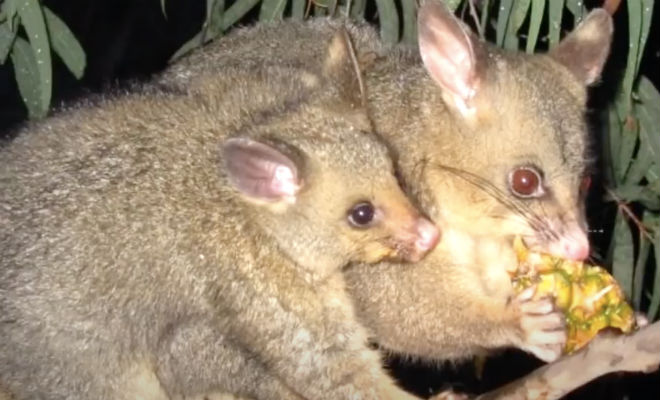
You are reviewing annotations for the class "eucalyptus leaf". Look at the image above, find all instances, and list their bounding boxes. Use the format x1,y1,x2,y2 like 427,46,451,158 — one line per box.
170,30,204,61
607,107,623,184
0,22,18,63
374,0,399,44
611,212,634,298
1,0,17,31
616,117,638,183
401,0,418,45
547,0,564,46
43,7,85,79
647,228,660,319
503,0,530,50
259,0,287,21
565,0,584,24
292,0,306,19
10,35,47,118
610,185,660,210
17,0,52,115
526,0,545,53
160,0,167,19
221,0,261,30
496,0,513,47
207,0,225,39
443,0,463,11
632,233,650,309
637,76,660,161
635,0,654,77
349,0,367,20
620,0,642,114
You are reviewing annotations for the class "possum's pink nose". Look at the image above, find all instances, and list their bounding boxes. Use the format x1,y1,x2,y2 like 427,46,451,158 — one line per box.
547,230,590,261
413,218,440,257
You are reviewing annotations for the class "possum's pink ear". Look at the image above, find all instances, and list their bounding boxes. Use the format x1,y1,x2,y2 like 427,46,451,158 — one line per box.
549,8,613,85
418,0,480,116
223,138,301,203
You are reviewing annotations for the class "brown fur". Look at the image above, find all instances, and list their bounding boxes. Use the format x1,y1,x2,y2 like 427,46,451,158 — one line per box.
159,0,613,364
0,31,436,400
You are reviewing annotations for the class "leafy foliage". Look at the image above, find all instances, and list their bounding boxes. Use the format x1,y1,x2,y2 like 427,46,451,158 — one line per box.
0,0,85,118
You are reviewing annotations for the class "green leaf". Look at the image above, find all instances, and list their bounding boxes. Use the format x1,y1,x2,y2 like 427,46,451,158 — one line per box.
647,226,660,320
526,0,545,53
160,0,167,19
547,0,565,46
0,21,18,63
374,0,399,44
443,0,463,12
259,0,287,21
480,0,491,38
611,185,660,210
632,233,650,309
565,0,584,24
170,30,204,61
349,0,367,20
1,0,18,31
504,0,530,50
611,212,635,299
221,0,260,30
616,115,638,183
604,106,621,185
635,0,654,77
292,0,307,20
496,0,513,47
17,0,52,115
207,0,225,39
620,0,642,115
401,0,418,45
10,36,47,118
43,7,85,79
637,76,660,162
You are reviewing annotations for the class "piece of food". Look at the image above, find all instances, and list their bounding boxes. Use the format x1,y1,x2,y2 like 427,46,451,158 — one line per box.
510,237,636,353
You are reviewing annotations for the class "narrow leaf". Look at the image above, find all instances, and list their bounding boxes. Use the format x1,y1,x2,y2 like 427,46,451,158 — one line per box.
633,216,651,308
17,0,52,114
637,76,660,162
221,0,261,30
526,0,545,53
374,0,399,44
547,0,565,46
566,0,584,24
611,212,634,299
504,0,530,50
160,0,167,19
349,0,367,20
635,0,654,77
443,0,463,12
620,0,642,114
617,115,638,183
0,22,18,63
10,36,47,118
401,0,418,45
259,0,287,21
496,0,513,47
647,227,660,319
1,0,18,31
292,0,306,19
43,7,85,79
607,106,623,184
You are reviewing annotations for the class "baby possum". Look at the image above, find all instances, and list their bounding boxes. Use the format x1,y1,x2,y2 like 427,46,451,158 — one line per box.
0,30,438,400
159,0,614,364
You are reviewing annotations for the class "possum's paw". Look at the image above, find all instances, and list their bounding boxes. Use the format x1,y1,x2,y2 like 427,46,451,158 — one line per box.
512,285,567,363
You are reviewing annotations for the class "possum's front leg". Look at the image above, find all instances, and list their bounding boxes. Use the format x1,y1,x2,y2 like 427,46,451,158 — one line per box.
216,264,418,400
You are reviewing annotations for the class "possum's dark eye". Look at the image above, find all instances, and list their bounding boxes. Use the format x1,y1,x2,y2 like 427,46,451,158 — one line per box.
508,166,544,198
347,202,376,228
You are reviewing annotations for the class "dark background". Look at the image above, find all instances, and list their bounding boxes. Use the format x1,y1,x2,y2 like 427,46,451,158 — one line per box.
0,0,658,398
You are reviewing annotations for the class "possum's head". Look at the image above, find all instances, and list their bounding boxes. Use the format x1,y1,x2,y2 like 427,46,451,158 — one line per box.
416,1,613,261
221,30,439,273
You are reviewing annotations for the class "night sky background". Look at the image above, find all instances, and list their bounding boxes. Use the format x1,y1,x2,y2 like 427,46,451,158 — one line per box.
0,0,658,398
